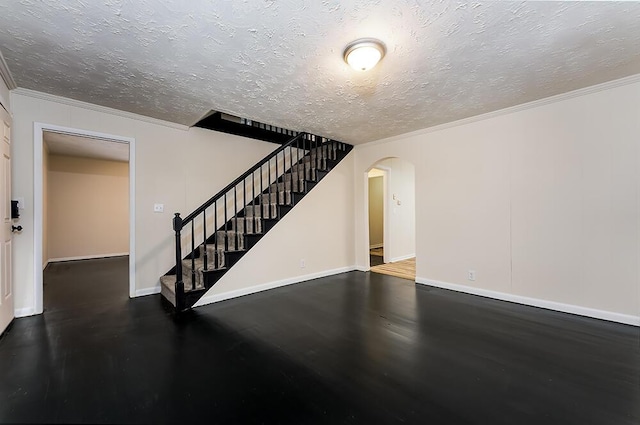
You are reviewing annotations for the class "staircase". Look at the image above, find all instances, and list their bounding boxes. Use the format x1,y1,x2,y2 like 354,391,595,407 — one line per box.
160,132,353,311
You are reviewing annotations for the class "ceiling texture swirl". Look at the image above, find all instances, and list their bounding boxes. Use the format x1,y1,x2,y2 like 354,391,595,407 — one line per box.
1,1,639,144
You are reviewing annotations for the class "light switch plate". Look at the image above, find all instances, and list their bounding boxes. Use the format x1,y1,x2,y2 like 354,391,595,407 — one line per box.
153,203,164,213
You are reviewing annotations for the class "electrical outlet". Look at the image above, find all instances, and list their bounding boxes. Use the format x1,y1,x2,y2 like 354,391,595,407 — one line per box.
468,270,476,281
153,203,164,213
300,259,306,268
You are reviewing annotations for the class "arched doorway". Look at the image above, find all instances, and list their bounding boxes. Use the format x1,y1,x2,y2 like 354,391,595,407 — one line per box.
365,157,416,281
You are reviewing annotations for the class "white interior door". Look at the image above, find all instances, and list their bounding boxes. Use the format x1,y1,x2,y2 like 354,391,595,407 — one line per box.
0,105,12,334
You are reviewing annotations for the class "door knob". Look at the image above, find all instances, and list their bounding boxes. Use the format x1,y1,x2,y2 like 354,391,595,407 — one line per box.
11,225,22,233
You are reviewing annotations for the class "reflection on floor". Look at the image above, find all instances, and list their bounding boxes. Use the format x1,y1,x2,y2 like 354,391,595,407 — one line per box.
369,247,384,267
370,257,416,281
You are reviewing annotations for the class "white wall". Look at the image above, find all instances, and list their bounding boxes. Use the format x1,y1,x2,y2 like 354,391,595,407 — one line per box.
10,91,277,314
354,77,640,324
196,153,356,306
370,157,415,262
47,155,129,260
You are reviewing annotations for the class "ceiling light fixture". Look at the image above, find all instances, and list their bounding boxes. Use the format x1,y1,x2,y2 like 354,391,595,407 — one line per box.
343,38,386,72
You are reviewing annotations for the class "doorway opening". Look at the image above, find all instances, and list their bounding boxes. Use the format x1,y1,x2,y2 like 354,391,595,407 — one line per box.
366,158,416,281
34,124,135,315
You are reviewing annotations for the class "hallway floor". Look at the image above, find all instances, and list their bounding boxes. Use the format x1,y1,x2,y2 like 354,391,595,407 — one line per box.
0,258,638,424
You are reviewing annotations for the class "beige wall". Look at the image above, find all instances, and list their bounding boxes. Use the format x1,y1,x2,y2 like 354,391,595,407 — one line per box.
47,155,129,260
42,145,49,268
355,78,640,324
368,175,383,248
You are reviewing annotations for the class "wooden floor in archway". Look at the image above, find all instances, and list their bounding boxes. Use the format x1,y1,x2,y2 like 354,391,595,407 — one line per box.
370,257,416,281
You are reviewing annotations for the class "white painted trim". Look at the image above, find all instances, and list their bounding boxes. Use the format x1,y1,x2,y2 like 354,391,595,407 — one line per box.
134,286,161,297
42,260,48,270
34,123,137,316
195,266,357,307
355,266,369,272
14,307,36,318
369,243,383,249
359,73,640,149
389,253,415,263
0,49,17,90
48,253,129,263
416,277,640,327
15,88,189,131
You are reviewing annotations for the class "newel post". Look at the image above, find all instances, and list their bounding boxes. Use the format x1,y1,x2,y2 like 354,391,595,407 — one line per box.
173,213,185,310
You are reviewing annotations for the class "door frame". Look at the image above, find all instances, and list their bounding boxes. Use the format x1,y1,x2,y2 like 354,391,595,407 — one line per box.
33,122,136,314
365,165,390,269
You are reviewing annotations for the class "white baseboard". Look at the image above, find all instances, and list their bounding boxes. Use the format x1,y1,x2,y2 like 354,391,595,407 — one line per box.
355,265,369,272
134,286,161,297
369,243,383,249
195,266,357,307
389,253,415,263
416,277,640,327
14,307,37,318
48,252,129,263
42,260,49,270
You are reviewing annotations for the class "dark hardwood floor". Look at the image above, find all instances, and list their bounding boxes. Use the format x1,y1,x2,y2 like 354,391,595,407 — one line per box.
0,257,638,424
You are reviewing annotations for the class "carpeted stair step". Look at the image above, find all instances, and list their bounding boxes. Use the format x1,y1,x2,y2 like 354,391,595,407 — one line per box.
160,268,204,300
216,230,245,251
289,164,319,181
260,191,294,206
269,180,305,194
242,203,278,219
160,274,207,309
181,257,207,288
197,244,226,269
228,216,262,234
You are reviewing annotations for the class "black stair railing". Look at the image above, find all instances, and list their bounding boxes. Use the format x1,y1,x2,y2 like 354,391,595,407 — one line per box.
171,132,346,310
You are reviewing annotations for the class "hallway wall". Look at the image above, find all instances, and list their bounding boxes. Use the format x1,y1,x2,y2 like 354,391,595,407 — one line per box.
47,155,129,260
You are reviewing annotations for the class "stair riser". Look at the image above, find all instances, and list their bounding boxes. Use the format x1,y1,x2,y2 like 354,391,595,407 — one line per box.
269,180,304,193
198,245,226,269
216,231,246,251
229,217,262,234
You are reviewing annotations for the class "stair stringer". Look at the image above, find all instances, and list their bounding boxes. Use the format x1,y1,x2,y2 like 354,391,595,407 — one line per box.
193,151,355,307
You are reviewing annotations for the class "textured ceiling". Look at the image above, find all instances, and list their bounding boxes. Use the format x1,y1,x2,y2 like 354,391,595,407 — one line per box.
44,131,130,162
1,1,640,144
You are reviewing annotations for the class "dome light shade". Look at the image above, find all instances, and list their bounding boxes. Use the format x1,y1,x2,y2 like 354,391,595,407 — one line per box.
343,38,386,71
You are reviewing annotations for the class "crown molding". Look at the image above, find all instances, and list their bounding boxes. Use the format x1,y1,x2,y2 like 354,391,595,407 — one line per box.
359,72,640,149
12,87,190,131
0,49,17,90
